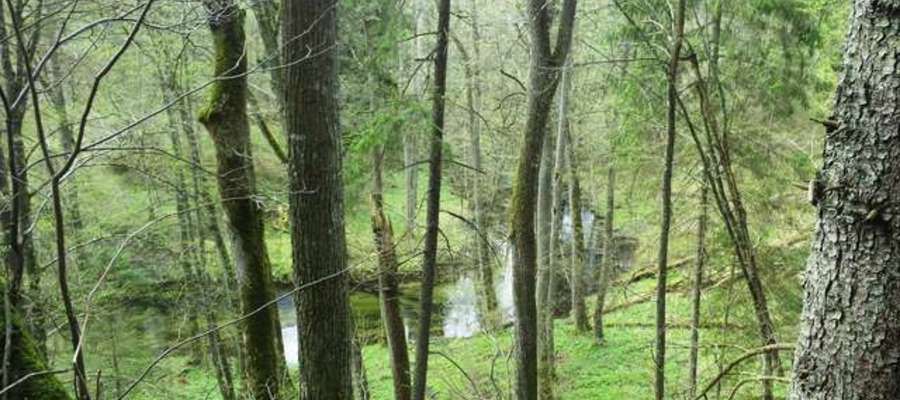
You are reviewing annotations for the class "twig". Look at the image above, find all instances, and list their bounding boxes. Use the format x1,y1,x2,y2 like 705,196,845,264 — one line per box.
693,344,794,400
0,369,71,396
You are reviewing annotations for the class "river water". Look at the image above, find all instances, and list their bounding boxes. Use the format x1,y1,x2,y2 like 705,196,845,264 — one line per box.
279,242,517,366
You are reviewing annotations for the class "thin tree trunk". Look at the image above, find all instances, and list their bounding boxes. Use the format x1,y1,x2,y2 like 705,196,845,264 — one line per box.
688,180,707,398
405,0,428,234
284,0,353,398
351,323,371,400
790,2,900,399
162,74,203,360
685,53,781,400
47,57,82,231
159,70,236,400
411,0,450,397
655,1,686,398
537,56,572,399
198,3,283,398
567,127,589,333
510,2,576,399
451,1,498,326
249,0,282,105
594,166,615,343
371,149,412,400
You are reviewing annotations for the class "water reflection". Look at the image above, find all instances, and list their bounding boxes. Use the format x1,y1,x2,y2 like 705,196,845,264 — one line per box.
279,246,516,365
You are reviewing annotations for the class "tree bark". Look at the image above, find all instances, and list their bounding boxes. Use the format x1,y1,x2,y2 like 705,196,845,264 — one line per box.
411,0,450,397
566,126,589,333
537,56,573,399
198,3,283,398
371,149,412,400
685,50,782,400
405,0,428,234
159,69,236,400
655,1,686,398
451,1,498,326
688,180,707,398
790,2,900,399
284,0,353,398
509,1,576,398
593,166,615,343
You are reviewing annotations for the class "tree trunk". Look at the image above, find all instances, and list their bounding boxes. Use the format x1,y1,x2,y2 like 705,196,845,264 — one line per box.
688,180,707,398
351,328,371,400
160,70,236,400
452,0,498,326
790,2,900,399
655,1,685,398
537,56,572,399
198,3,283,398
405,0,428,234
0,287,70,400
594,166,615,343
534,112,554,399
685,50,782,400
371,149,412,400
284,0,353,398
411,0,450,397
162,74,203,360
249,0,282,104
510,2,576,398
567,127,589,333
47,57,83,232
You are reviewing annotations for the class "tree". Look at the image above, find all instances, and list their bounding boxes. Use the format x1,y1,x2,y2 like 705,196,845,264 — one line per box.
789,1,900,399
411,0,450,397
567,125,589,333
197,2,283,398
371,148,412,400
655,0,686,398
593,165,614,343
508,0,576,398
687,180,707,398
450,0,499,325
537,54,574,398
284,0,354,398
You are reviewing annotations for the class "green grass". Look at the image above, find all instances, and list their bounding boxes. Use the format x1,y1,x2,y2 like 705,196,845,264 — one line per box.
360,317,789,399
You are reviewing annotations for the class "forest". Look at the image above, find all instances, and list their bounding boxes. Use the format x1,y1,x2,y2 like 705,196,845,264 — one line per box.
1,0,898,399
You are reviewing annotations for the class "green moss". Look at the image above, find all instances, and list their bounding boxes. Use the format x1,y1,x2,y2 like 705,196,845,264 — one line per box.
0,295,70,400
197,8,247,126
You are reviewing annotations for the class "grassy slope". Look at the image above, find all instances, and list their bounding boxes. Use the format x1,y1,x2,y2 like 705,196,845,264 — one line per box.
361,268,795,400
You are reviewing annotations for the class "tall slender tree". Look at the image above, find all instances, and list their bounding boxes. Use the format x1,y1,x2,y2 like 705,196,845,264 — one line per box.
688,180,707,398
508,1,576,398
655,0,686,398
790,1,900,398
198,2,283,398
284,0,354,398
567,127,589,333
411,0,451,397
593,165,615,343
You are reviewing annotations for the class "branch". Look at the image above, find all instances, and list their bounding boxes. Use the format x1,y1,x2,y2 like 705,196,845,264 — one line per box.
693,344,794,400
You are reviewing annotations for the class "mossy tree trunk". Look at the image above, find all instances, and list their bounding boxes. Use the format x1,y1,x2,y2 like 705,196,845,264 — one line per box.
283,0,353,398
0,290,69,400
198,3,283,398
